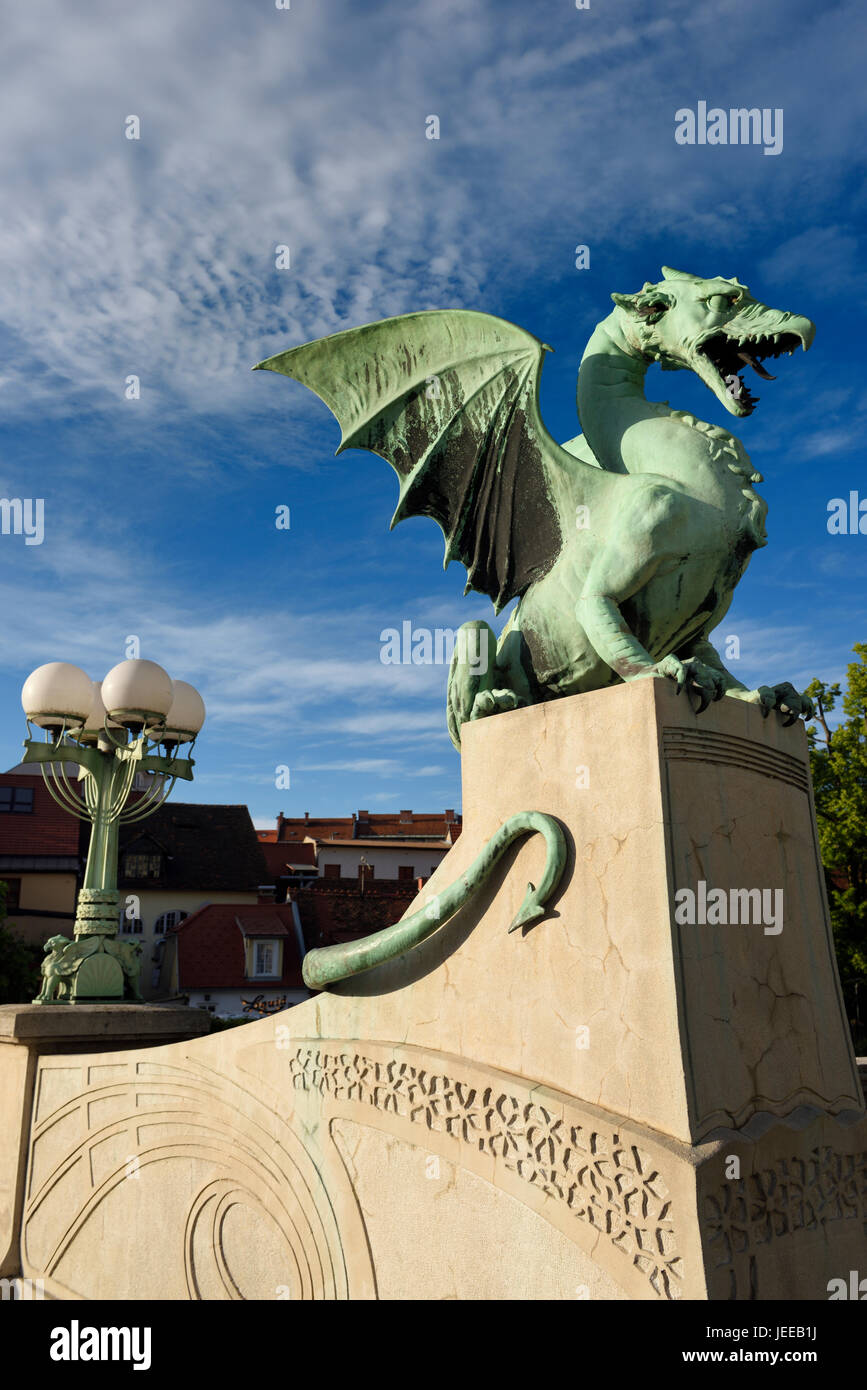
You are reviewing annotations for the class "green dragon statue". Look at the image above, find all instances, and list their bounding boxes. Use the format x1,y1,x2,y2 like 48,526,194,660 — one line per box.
255,267,815,750
254,268,815,989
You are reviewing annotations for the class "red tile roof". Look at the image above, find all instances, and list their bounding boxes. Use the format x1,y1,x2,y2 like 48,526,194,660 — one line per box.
291,878,419,951
270,809,462,844
173,902,304,988
235,912,291,938
0,772,81,856
259,840,316,877
276,816,355,842
315,837,450,850
355,811,461,841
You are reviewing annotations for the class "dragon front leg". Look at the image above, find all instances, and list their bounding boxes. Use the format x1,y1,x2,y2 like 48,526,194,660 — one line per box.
576,590,726,713
683,637,815,726
574,489,726,712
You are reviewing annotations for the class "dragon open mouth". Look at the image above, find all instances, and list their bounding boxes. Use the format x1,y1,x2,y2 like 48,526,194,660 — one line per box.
698,330,804,415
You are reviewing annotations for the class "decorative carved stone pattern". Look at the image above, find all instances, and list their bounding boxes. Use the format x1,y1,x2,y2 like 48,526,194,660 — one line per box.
22,1057,355,1300
289,1045,683,1299
703,1144,867,1291
663,727,809,794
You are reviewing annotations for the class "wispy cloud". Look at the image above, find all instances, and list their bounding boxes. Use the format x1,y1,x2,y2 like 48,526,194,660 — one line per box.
1,0,864,433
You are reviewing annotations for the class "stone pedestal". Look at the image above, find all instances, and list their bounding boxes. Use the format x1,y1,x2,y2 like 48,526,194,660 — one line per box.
0,1005,210,1281
8,681,867,1300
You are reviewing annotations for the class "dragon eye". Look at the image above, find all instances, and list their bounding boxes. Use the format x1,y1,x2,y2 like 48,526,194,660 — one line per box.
708,293,737,313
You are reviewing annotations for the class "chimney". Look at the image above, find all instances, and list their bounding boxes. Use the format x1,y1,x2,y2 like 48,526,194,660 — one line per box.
400,809,412,823
444,809,455,822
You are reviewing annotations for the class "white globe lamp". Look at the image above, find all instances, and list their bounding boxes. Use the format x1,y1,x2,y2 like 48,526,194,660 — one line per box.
156,680,206,747
21,662,93,733
101,659,174,732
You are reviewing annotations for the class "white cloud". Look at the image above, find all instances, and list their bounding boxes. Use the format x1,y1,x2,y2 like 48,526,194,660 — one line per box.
0,0,863,434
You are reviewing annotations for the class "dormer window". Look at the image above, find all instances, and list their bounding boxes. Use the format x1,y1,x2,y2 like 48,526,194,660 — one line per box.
238,916,286,982
124,852,162,879
252,941,279,978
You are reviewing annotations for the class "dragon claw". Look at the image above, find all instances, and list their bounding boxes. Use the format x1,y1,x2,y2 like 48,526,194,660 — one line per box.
471,688,524,720
727,682,813,723
649,655,724,711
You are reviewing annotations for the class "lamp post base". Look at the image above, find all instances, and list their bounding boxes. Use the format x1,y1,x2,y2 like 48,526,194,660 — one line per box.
32,890,143,1005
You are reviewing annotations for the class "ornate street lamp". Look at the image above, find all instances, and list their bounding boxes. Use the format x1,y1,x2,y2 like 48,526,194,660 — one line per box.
20,658,205,1004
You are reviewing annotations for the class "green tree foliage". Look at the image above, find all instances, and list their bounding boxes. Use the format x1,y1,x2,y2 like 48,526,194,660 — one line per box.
805,645,867,1046
0,881,42,1004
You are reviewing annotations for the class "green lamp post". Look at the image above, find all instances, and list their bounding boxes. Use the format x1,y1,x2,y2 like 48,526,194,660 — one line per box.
20,658,205,1004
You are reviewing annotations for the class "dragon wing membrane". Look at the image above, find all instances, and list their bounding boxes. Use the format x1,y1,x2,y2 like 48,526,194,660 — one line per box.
255,308,584,612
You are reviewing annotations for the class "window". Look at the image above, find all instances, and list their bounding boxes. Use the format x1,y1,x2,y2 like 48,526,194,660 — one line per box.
123,852,162,879
1,878,21,910
119,915,143,935
323,863,340,879
155,910,188,935
0,786,33,814
133,772,166,794
398,865,415,881
253,941,277,977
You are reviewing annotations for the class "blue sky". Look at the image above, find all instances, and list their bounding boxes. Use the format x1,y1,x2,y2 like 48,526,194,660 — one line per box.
0,0,864,826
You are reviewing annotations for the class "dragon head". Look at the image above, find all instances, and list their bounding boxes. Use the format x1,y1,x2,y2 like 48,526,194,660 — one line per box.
611,267,815,418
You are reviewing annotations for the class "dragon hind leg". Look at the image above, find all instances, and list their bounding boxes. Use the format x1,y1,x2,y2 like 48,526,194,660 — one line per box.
446,621,533,751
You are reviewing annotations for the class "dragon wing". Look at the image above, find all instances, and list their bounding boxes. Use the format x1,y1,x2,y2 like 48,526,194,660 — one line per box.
255,308,587,613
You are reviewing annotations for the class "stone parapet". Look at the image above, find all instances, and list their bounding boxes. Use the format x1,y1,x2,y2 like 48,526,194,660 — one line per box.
0,1004,209,1281
6,682,866,1299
